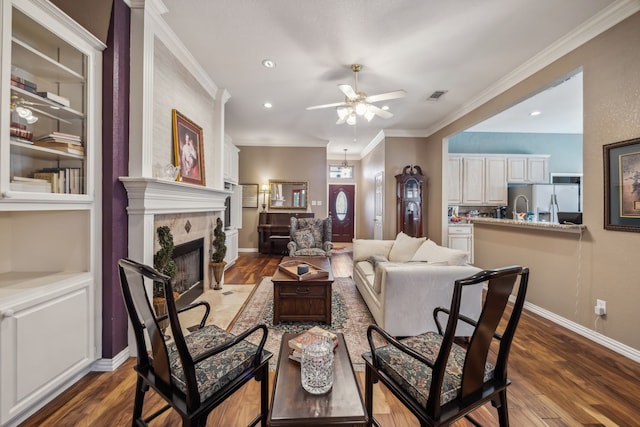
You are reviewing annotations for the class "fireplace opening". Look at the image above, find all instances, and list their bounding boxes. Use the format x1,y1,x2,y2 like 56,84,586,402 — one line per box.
172,237,205,309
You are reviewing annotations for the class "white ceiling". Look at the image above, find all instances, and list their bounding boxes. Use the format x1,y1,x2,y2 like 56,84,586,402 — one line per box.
159,0,623,159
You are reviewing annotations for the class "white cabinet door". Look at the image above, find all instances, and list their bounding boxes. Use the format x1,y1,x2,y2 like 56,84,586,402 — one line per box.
447,156,462,204
484,157,507,205
462,157,484,204
507,157,527,183
527,157,548,183
224,228,239,267
448,225,474,264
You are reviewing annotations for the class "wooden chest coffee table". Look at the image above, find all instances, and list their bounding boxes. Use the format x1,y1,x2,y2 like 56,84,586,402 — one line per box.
269,332,367,426
272,257,334,325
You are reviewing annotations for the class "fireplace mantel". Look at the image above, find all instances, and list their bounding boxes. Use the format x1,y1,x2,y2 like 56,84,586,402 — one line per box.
120,177,230,214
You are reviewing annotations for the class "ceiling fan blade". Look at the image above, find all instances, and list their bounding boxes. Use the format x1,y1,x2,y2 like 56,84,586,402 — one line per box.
367,104,394,119
306,101,347,110
338,84,357,99
365,90,407,103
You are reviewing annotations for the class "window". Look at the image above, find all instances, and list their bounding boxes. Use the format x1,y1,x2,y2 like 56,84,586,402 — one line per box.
329,164,353,179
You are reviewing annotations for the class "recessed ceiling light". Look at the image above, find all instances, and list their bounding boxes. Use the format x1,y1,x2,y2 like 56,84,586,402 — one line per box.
530,110,541,116
263,102,273,109
381,105,390,111
262,59,276,69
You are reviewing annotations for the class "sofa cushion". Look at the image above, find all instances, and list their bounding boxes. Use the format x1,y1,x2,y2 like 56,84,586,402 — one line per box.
368,255,389,269
293,228,315,249
353,239,395,262
388,232,426,262
410,239,469,266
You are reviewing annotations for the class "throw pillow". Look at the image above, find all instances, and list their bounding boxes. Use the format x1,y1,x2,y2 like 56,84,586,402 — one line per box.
388,232,426,262
410,239,469,266
293,229,315,249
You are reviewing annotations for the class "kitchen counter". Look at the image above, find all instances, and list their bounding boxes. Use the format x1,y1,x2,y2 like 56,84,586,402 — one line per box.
470,217,586,234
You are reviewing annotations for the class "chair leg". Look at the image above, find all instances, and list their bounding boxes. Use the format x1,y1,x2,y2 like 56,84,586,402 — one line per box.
496,390,509,427
132,376,147,426
260,364,269,427
365,365,375,427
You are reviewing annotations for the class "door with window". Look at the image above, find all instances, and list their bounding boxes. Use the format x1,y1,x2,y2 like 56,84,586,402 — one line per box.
329,184,355,243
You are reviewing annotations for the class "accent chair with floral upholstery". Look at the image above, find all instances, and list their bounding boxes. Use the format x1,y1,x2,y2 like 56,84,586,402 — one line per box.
287,216,333,257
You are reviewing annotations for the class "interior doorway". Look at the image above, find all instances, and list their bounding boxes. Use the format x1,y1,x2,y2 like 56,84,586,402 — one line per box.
329,184,355,243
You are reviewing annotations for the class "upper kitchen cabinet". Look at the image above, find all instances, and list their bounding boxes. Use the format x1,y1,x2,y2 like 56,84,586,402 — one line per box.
447,156,462,204
455,155,507,206
223,139,239,184
507,155,549,183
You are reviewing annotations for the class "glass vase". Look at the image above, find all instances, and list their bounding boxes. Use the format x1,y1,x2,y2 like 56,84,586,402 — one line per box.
301,336,334,394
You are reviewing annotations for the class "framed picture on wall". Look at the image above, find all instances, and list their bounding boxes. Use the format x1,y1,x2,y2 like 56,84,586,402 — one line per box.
241,183,259,208
172,109,205,186
604,137,640,232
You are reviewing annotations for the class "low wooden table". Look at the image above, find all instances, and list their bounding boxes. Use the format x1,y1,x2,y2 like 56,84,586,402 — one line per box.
269,332,367,426
272,257,334,325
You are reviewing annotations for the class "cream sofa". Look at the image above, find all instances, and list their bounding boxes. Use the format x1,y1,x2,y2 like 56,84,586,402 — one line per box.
352,233,483,337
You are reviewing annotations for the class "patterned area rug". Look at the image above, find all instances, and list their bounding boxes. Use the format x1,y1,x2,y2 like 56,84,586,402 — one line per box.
228,276,376,370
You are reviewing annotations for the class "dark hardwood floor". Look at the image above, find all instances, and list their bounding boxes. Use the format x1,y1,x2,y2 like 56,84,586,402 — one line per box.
20,251,640,426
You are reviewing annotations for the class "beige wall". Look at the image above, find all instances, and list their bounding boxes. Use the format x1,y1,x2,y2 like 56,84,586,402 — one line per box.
358,142,385,238
237,146,328,249
420,12,640,350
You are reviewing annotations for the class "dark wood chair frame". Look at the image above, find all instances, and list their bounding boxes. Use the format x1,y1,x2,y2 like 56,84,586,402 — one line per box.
363,265,529,427
118,258,272,427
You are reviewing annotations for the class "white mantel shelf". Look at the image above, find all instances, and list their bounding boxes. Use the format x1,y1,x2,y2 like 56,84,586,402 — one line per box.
120,177,230,215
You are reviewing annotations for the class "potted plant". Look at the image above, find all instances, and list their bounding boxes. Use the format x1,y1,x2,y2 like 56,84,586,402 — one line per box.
210,217,227,290
153,226,178,328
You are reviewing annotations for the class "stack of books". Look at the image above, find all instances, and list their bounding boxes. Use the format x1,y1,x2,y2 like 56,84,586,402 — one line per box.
10,176,52,193
37,91,70,108
34,132,84,156
287,326,338,363
11,74,37,94
10,121,33,144
33,167,82,194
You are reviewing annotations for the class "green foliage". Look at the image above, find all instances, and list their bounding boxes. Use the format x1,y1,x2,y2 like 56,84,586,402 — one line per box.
153,225,177,297
210,217,227,263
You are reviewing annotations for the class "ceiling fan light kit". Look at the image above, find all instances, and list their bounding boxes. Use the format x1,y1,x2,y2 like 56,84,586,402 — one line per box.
307,63,406,126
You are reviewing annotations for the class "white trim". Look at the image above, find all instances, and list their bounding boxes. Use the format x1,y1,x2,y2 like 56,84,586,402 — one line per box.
422,0,640,137
360,130,386,159
239,247,259,253
524,300,640,363
92,348,131,372
235,138,328,148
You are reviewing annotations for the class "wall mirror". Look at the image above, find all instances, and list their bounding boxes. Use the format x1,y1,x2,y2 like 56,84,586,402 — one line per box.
268,180,308,210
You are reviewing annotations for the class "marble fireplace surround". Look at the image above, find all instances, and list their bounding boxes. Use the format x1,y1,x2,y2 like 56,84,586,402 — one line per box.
120,177,230,292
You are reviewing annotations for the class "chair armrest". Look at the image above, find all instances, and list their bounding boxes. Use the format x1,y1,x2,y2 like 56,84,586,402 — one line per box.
193,323,270,367
433,307,503,340
365,324,435,370
156,301,211,329
323,241,333,253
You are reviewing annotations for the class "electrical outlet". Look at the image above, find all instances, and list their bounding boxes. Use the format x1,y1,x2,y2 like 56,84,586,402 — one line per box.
595,299,606,316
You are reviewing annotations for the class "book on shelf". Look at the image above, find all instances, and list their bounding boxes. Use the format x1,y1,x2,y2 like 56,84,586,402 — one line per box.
32,172,59,193
36,91,70,108
10,79,37,94
36,167,82,194
10,176,52,193
10,74,37,89
35,132,83,145
10,126,34,141
10,136,34,145
33,141,84,154
288,326,338,353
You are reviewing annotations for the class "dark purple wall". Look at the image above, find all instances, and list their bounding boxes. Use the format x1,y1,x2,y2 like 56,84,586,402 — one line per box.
101,0,130,358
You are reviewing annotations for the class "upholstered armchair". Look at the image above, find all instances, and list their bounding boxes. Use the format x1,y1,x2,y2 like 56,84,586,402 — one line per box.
287,217,333,257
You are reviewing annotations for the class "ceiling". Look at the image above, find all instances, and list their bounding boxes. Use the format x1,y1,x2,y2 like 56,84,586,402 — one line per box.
159,0,620,159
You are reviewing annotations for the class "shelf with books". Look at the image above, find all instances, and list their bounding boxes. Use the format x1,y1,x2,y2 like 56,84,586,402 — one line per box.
11,86,83,123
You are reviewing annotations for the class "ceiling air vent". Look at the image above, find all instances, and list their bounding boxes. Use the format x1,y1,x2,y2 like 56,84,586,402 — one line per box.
426,90,448,101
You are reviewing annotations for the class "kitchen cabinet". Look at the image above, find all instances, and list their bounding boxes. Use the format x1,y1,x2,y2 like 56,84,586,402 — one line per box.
223,139,239,184
458,155,507,206
448,224,474,264
447,156,462,204
507,155,549,183
224,228,238,268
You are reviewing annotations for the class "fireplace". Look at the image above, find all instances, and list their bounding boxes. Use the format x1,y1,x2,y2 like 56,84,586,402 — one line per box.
172,237,205,308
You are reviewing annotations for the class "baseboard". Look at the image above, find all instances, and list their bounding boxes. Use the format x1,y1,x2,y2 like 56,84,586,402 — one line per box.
523,301,640,363
239,247,258,253
92,347,131,372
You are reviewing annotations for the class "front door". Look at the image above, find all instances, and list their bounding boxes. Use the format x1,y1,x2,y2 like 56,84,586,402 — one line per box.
329,184,355,243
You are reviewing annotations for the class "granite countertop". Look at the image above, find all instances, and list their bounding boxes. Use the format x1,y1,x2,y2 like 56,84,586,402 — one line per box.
470,217,586,234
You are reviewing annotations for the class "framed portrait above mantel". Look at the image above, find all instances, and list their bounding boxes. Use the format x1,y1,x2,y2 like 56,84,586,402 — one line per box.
172,109,205,186
604,137,640,232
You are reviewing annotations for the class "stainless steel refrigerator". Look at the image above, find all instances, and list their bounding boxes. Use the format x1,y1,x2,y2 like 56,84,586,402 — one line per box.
507,183,580,222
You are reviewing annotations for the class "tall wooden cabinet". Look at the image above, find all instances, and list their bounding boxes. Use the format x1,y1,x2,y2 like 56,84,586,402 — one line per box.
0,1,104,425
396,165,424,237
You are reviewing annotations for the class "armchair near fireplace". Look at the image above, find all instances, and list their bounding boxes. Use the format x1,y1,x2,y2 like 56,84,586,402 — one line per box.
287,216,333,257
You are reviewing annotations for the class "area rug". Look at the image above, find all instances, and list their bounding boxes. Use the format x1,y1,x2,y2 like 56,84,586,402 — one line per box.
228,276,377,370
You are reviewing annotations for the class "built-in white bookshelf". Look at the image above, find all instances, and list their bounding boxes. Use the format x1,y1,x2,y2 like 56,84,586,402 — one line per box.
0,1,104,425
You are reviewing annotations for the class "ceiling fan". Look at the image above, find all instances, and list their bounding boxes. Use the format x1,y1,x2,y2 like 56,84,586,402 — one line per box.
306,64,406,125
